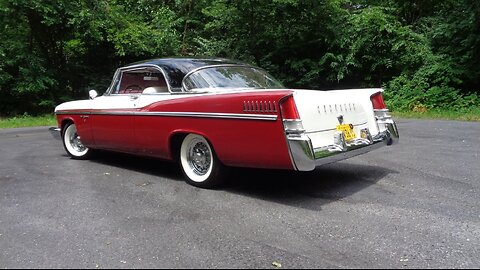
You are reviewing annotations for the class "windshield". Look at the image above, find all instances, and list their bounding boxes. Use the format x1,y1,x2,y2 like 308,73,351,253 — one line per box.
183,65,284,92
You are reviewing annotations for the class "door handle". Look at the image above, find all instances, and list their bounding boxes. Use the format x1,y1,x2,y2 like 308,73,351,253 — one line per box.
130,95,140,101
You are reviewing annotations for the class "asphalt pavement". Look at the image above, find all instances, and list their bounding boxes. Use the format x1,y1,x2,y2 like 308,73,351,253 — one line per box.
0,119,479,268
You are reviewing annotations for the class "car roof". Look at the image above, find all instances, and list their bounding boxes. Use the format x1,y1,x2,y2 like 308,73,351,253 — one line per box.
124,57,250,89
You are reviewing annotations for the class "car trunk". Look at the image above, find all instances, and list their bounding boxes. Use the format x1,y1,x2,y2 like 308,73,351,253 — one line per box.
292,89,382,150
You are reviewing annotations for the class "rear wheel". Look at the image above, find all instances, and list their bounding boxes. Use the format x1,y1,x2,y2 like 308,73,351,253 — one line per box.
179,134,225,188
62,123,92,159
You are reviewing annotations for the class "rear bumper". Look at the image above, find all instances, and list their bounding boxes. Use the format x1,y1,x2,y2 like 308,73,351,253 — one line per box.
49,127,61,140
287,119,399,171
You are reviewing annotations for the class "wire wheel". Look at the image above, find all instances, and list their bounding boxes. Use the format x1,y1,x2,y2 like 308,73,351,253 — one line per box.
179,134,225,188
62,123,90,159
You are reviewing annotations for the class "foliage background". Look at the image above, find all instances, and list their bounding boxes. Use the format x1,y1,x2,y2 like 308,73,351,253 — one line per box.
0,0,479,115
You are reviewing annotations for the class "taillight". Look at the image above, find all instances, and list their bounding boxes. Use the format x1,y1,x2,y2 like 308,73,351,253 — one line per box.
280,95,304,135
370,92,387,110
280,95,300,120
371,91,392,123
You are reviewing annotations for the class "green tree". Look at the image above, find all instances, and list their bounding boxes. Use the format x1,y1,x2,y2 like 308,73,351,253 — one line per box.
0,0,182,115
0,0,478,116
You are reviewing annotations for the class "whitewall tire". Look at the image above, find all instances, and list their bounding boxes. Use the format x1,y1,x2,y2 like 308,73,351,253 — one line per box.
179,134,225,188
62,123,91,159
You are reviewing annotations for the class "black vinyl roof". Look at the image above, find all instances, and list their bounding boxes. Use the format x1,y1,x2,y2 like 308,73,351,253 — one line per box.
124,57,250,89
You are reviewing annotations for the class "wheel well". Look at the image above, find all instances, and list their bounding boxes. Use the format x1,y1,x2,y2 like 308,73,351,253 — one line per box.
61,119,74,133
170,133,187,162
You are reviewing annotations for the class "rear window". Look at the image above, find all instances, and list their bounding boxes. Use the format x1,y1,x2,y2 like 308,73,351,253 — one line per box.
183,66,284,92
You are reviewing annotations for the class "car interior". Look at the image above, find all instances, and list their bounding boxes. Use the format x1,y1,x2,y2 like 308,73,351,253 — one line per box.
116,68,169,94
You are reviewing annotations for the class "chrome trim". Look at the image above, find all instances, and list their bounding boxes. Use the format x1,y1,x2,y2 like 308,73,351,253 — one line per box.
360,128,373,143
286,134,315,171
320,103,362,113
68,128,87,152
374,111,399,145
56,111,134,116
375,115,392,121
337,114,344,124
55,110,278,121
243,100,278,113
105,69,121,96
382,118,399,145
287,121,399,171
106,64,173,95
333,131,347,151
93,111,134,116
283,119,306,135
49,127,61,140
187,138,212,176
137,112,277,121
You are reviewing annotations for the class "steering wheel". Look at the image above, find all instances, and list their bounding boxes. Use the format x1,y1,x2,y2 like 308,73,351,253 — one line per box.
124,84,142,93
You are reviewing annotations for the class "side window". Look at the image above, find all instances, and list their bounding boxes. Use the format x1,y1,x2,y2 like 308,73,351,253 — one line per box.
108,70,122,94
112,67,169,95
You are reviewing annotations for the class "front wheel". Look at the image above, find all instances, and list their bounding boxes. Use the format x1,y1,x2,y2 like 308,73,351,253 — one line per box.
62,123,92,159
179,134,225,188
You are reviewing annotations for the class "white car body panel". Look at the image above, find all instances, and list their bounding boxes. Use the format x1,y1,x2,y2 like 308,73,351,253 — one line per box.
293,88,382,149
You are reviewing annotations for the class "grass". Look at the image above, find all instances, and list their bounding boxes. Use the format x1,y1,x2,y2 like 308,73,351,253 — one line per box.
391,108,480,122
0,114,57,129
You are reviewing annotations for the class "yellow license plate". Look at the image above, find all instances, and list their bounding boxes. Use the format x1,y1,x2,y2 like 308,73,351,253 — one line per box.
336,124,356,141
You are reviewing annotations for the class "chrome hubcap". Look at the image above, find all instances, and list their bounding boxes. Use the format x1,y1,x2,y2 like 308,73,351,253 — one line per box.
68,128,86,153
187,140,211,176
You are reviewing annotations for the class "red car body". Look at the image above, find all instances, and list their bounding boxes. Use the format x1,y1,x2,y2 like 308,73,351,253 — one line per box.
51,58,399,188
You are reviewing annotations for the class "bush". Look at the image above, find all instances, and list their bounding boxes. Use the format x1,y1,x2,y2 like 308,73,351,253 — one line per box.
385,74,480,112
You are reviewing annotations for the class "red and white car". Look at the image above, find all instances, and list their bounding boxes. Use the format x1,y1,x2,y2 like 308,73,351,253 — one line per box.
51,58,399,188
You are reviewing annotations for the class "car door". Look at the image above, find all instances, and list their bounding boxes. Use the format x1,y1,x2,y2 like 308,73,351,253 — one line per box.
133,92,174,158
131,69,174,158
89,68,140,152
90,95,137,152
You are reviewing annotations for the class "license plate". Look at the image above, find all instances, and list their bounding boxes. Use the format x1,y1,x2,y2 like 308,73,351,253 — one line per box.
336,124,356,141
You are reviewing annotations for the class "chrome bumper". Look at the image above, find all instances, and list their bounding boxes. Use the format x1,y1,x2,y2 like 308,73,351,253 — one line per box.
287,119,399,171
49,127,61,140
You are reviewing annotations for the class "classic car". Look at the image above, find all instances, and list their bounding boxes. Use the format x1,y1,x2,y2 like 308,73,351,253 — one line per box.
50,57,399,188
